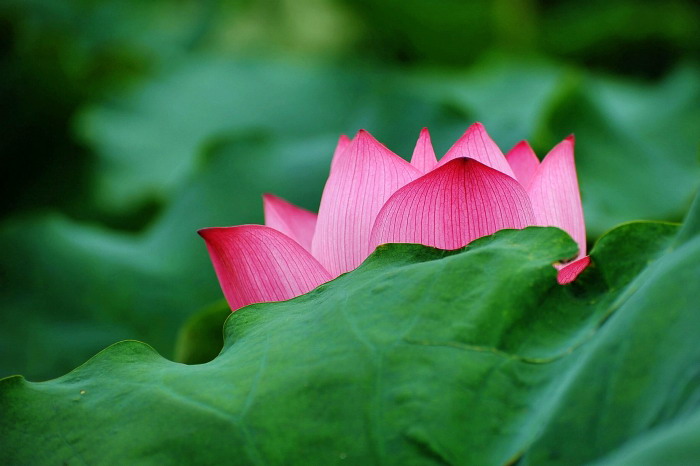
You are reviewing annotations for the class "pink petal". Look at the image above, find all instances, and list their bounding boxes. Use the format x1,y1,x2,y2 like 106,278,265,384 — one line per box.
312,130,422,276
528,136,587,258
438,122,515,178
557,255,591,284
329,134,351,173
199,225,332,311
506,141,540,189
410,128,438,173
263,194,317,252
369,158,536,251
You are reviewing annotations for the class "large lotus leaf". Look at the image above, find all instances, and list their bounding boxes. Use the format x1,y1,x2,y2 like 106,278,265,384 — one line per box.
521,197,700,465
591,410,700,465
3,201,698,465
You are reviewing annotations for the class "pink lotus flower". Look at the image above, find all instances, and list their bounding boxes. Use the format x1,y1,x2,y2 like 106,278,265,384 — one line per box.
200,123,589,311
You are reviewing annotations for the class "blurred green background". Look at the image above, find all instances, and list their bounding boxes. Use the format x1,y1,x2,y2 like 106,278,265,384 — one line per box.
1,0,699,381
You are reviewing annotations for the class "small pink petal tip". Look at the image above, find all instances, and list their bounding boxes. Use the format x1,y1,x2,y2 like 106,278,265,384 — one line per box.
557,255,590,284
506,140,539,189
438,122,515,178
410,128,438,173
263,194,317,252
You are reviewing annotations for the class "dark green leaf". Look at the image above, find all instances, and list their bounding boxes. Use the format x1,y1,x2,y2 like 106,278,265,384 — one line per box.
3,216,697,465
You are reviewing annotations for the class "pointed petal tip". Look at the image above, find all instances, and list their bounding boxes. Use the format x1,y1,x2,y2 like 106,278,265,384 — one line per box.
262,193,292,206
199,226,236,242
468,121,489,134
354,129,381,145
513,140,532,150
463,121,487,136
411,127,438,173
550,136,576,160
198,226,221,239
557,256,590,285
439,122,514,178
417,127,432,141
506,140,539,188
557,135,575,151
198,225,248,240
418,127,431,139
262,195,317,251
262,193,276,212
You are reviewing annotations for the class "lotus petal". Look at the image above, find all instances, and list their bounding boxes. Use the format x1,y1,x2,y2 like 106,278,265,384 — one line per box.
557,255,591,284
438,122,515,178
506,140,539,189
199,225,332,311
528,136,586,258
329,134,351,173
263,194,317,252
410,128,438,173
370,158,535,250
312,130,422,276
